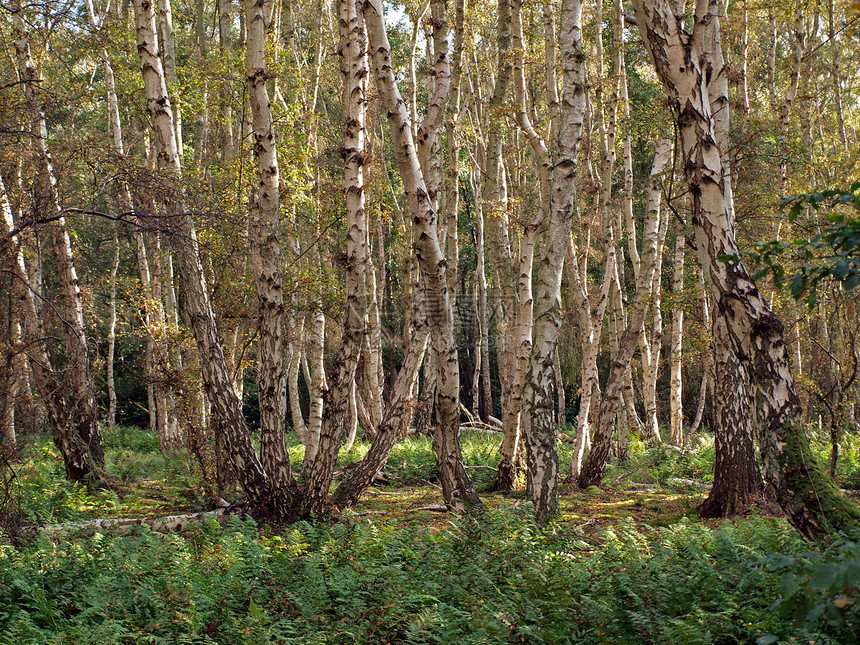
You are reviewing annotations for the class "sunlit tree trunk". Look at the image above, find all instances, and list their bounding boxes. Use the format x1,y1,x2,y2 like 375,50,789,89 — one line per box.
364,218,384,433
218,0,235,162
522,0,586,524
157,0,183,156
132,0,284,517
364,0,481,511
828,0,848,151
442,0,465,295
479,0,521,491
689,267,713,437
107,229,120,428
566,232,614,481
632,0,860,538
669,236,685,445
289,316,307,441
303,308,326,466
470,168,493,423
300,0,370,511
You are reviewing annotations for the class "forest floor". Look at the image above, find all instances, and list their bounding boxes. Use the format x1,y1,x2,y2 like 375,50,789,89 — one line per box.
2,426,859,644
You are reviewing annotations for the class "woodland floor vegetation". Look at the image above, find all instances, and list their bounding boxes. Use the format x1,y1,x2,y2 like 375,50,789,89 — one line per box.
3,0,860,639
2,426,859,644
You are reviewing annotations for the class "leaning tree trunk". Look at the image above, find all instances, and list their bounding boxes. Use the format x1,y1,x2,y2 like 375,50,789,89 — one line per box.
331,291,430,508
364,0,481,511
632,0,860,538
12,3,104,470
132,0,284,518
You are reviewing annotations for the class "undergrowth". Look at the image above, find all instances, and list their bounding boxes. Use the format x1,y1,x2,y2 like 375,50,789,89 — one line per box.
3,424,859,643
1,512,858,644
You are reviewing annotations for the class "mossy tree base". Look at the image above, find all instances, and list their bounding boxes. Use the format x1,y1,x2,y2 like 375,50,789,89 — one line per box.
760,420,860,540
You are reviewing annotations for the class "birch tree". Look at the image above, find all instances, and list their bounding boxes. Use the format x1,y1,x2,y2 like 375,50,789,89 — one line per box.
363,0,481,510
12,1,104,471
132,0,283,516
631,0,860,538
521,0,587,524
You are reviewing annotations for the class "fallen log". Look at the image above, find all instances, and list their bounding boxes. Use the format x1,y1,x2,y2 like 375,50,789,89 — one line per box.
22,507,230,537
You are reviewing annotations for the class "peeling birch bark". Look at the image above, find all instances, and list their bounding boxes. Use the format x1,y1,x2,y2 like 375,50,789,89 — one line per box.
12,3,104,472
632,0,860,538
522,0,586,525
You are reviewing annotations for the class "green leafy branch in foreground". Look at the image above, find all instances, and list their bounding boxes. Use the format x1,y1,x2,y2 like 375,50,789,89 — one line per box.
740,182,860,306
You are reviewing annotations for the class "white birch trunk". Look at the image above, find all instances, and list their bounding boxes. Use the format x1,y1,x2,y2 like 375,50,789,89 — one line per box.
522,0,586,524
364,0,480,510
632,0,860,538
578,139,672,488
107,229,120,428
300,0,370,511
245,0,292,490
13,3,104,468
132,0,281,516
157,0,183,156
669,236,685,445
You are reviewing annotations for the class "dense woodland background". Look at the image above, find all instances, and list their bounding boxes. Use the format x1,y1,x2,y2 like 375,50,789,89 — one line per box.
1,0,860,638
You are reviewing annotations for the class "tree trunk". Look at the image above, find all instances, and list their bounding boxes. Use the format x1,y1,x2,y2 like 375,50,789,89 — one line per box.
577,138,671,489
1,172,96,480
245,0,292,491
157,0,183,156
289,317,307,442
299,0,370,512
364,0,480,511
522,0,586,524
632,0,860,538
470,168,493,424
700,314,762,517
566,236,613,481
12,3,104,469
107,227,120,428
132,0,284,518
669,235,685,445
332,290,430,508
